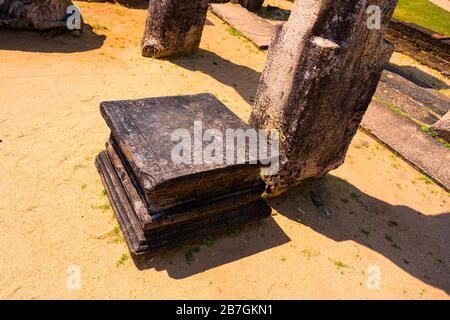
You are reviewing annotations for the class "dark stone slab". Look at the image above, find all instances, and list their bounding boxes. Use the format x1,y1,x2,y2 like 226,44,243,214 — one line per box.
100,93,265,214
95,151,271,256
97,93,272,256
362,101,450,191
105,139,267,231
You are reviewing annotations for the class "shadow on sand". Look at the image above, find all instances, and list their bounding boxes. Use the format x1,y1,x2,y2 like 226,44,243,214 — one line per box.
137,49,449,290
132,175,449,294
0,25,106,53
115,0,148,10
386,63,450,90
133,217,290,279
256,5,291,22
269,175,450,294
172,49,262,104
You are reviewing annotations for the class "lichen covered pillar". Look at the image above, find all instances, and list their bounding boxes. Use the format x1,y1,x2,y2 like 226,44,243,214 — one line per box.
249,0,398,196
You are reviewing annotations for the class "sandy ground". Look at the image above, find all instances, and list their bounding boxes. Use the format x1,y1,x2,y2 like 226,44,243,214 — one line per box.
0,1,449,299
430,0,450,12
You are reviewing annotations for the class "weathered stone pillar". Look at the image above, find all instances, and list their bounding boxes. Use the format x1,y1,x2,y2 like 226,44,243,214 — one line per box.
249,0,398,196
141,0,209,58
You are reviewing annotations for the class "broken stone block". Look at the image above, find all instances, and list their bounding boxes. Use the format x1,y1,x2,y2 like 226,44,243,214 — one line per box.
431,112,450,142
96,94,271,256
0,0,77,30
249,0,398,196
141,0,209,58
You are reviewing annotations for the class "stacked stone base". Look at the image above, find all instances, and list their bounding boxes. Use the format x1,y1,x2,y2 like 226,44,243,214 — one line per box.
96,150,270,256
95,94,271,257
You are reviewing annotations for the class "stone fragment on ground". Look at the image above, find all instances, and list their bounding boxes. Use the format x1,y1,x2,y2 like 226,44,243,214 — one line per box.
209,3,277,49
0,0,75,30
362,101,450,191
431,111,450,142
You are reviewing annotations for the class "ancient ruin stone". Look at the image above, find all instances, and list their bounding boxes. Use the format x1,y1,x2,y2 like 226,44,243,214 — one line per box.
141,0,209,58
0,0,75,30
249,0,398,196
96,94,271,255
99,93,266,215
431,112,450,142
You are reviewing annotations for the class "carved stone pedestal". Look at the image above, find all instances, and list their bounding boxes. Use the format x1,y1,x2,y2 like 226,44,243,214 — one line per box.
96,94,271,256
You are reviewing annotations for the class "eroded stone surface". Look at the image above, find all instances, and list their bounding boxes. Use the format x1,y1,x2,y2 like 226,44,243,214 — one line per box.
100,93,267,214
96,94,272,256
249,0,398,196
141,0,208,58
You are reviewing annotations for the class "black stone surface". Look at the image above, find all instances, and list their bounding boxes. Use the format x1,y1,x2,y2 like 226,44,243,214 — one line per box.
100,93,266,214
96,93,272,256
95,151,271,256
